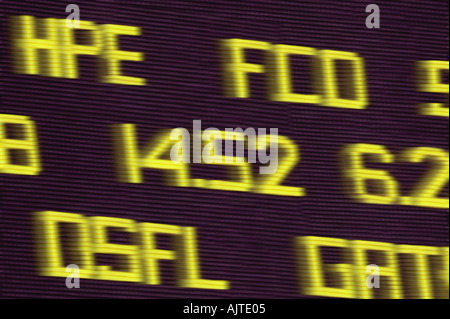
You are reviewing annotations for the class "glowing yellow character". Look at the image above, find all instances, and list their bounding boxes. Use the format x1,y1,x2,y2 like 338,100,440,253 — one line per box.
138,223,229,289
397,147,449,209
0,114,41,175
175,227,230,290
90,216,142,282
397,245,442,299
138,222,183,285
416,60,449,117
436,248,449,299
252,134,305,197
59,20,102,79
10,15,63,77
111,125,190,186
99,24,146,86
196,129,253,192
33,211,94,279
351,240,403,299
340,144,399,205
267,44,320,104
295,236,355,298
315,50,368,109
220,38,271,98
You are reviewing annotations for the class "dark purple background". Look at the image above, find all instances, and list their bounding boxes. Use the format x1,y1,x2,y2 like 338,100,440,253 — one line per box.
0,0,448,298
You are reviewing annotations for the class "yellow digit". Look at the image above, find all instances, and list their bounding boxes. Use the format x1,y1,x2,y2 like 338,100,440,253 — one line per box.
398,147,449,209
340,144,399,205
0,113,41,175
138,222,182,285
252,135,305,197
140,128,191,187
437,248,449,298
195,130,253,192
112,124,190,187
416,60,449,117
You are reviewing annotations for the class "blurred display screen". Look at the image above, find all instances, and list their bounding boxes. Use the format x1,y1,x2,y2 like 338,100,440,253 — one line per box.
0,0,448,299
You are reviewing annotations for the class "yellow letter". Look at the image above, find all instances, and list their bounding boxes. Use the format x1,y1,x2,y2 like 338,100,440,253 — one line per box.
111,123,143,183
220,39,271,98
295,236,355,298
176,227,229,290
59,20,102,79
99,24,146,85
112,124,191,186
435,248,449,298
138,222,182,285
340,144,399,205
315,50,368,109
351,240,403,299
90,216,142,282
267,44,320,104
197,130,253,192
397,244,441,299
10,15,63,77
33,211,94,279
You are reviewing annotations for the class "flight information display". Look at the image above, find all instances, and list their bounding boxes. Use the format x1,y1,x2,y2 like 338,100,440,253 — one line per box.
0,0,448,299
